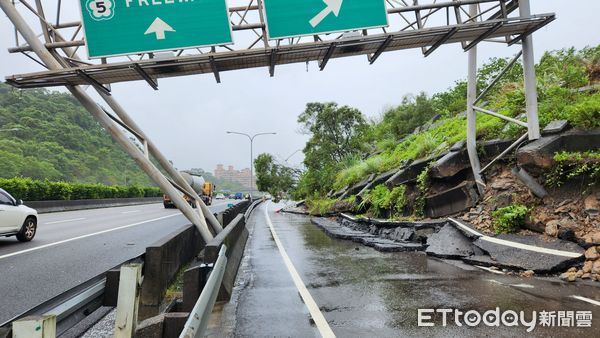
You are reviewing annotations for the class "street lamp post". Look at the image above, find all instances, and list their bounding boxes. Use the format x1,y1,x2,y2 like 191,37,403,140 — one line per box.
226,131,276,192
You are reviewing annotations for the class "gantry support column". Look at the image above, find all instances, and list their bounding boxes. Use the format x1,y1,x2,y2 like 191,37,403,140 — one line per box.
98,93,224,234
0,0,215,242
48,32,223,234
466,4,485,194
519,0,541,140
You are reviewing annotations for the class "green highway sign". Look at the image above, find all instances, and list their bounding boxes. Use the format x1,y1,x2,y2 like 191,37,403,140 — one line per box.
79,0,233,58
262,0,388,40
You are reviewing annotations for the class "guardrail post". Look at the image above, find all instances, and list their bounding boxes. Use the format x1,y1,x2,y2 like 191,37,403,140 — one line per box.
12,315,56,338
115,263,143,338
180,245,227,338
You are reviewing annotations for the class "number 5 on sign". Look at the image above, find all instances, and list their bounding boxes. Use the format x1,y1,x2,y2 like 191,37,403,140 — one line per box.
85,0,115,20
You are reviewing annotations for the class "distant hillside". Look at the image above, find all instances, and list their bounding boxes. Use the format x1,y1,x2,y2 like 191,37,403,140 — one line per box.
0,82,153,185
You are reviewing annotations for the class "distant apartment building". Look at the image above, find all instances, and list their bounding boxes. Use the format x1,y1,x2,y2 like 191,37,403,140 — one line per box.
214,164,256,189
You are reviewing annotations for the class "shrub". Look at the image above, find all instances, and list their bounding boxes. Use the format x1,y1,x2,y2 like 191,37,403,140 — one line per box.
0,177,162,201
564,93,600,129
306,197,338,216
370,184,392,210
389,185,407,217
492,205,529,234
414,166,430,217
546,151,600,188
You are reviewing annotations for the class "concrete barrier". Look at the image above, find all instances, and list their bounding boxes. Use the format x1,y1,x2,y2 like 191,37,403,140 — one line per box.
26,197,163,214
221,200,251,226
139,224,205,320
204,214,248,302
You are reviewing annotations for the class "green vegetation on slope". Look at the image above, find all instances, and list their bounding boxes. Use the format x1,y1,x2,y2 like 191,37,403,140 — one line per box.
0,82,155,186
331,46,600,194
297,45,600,213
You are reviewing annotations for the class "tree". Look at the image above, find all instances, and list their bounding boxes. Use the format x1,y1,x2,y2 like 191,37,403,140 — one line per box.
296,102,369,196
254,153,297,198
380,92,437,140
0,82,156,186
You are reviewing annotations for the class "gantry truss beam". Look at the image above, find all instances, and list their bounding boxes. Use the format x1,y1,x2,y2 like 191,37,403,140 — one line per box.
4,0,554,89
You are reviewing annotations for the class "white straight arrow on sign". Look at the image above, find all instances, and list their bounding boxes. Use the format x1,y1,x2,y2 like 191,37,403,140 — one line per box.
144,17,175,40
310,0,344,28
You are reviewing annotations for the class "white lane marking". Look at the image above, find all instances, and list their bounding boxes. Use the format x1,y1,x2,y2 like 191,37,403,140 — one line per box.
448,217,482,237
264,202,336,338
511,283,534,289
0,213,180,261
487,279,534,289
475,265,505,274
121,210,140,214
572,296,600,307
44,218,86,225
448,218,582,258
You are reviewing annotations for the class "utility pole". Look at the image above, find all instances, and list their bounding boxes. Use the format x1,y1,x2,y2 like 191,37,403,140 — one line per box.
226,131,276,192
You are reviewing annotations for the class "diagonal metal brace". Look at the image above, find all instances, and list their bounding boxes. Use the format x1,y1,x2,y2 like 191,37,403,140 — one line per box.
269,48,277,77
464,22,503,51
508,15,555,46
209,56,221,83
424,27,458,57
76,70,111,95
132,64,158,90
369,36,392,64
319,43,336,70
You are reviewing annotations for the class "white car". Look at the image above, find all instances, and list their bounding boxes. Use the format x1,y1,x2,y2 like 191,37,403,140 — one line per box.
215,193,226,200
0,188,38,242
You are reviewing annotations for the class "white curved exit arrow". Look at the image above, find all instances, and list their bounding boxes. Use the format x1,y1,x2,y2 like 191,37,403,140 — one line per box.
145,17,175,40
310,0,344,28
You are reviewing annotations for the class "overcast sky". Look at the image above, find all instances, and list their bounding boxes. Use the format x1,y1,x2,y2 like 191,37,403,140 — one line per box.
1,1,599,174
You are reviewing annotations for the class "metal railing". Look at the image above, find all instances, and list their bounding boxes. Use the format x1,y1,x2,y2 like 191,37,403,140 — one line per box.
0,254,144,336
179,245,228,338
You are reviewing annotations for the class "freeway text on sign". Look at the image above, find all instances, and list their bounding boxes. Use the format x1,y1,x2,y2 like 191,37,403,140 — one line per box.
262,0,388,40
79,0,233,58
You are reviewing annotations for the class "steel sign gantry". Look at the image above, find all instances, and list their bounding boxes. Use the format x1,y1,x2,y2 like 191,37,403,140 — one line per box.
1,0,553,227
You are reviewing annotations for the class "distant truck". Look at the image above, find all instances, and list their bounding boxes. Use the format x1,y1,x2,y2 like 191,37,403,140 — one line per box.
234,192,243,200
163,172,215,208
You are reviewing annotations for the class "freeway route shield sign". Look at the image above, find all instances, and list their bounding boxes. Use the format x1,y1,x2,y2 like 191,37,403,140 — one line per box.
262,0,388,40
79,0,233,58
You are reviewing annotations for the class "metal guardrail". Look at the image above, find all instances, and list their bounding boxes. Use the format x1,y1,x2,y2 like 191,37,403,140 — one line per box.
0,254,143,336
179,245,228,338
1,201,259,337
244,199,263,220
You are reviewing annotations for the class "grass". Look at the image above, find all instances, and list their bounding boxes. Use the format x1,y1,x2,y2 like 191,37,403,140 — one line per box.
164,263,189,301
333,88,599,191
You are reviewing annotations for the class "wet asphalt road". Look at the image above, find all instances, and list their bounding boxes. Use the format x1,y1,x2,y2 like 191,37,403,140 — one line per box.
0,200,236,324
232,202,600,337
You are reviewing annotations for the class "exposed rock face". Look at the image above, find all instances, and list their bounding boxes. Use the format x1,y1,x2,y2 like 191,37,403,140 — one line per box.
584,194,599,217
563,246,599,283
585,246,599,260
584,232,600,245
545,220,559,237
